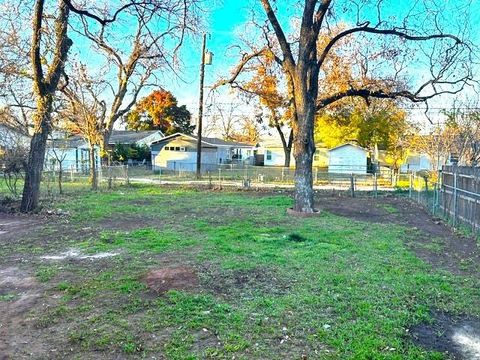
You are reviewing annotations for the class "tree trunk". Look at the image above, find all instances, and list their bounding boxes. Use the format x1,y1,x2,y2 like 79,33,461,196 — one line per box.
283,130,294,167
88,143,98,190
21,0,72,212
273,123,293,168
99,131,111,166
292,104,316,213
20,100,52,212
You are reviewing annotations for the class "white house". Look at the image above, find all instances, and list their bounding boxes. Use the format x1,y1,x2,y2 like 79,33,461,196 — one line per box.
263,141,329,168
263,141,293,167
400,154,433,173
150,133,256,172
328,143,368,174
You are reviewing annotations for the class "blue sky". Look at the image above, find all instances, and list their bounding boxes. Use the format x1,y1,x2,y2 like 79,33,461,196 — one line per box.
66,0,480,132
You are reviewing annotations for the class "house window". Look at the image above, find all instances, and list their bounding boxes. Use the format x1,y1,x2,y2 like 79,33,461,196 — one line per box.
180,147,186,152
314,149,320,162
266,150,272,161
175,146,180,151
164,146,170,150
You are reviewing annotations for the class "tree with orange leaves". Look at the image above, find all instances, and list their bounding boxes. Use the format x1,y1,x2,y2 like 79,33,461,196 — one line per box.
126,89,194,135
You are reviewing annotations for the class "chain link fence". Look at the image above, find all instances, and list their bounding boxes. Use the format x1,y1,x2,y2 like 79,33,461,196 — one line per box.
401,167,479,236
126,163,396,193
3,162,477,236
1,163,396,201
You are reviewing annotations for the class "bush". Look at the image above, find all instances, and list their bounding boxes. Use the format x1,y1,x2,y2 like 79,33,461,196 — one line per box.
0,144,28,197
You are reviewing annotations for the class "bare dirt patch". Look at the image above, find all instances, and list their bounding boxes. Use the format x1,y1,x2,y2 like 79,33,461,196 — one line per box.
0,267,50,359
410,312,480,359
143,266,199,294
96,214,167,232
317,195,480,276
0,213,44,244
200,264,292,298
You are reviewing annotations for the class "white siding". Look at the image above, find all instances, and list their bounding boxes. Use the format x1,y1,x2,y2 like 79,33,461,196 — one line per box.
264,147,293,167
264,146,328,168
328,145,367,174
151,136,256,171
45,145,101,171
400,154,433,172
151,137,217,171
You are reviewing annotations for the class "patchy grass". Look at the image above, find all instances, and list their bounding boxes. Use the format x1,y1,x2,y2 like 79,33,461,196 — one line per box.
377,203,399,214
0,294,17,301
2,185,480,359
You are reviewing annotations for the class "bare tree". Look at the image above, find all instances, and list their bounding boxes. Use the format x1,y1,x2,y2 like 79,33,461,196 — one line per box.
205,102,241,141
443,101,480,166
19,0,73,212
214,45,294,167
59,64,105,190
0,2,37,137
66,0,202,164
0,124,29,198
223,0,474,213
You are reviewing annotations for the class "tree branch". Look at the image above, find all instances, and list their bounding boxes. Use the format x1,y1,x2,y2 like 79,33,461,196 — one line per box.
213,48,266,89
31,0,46,95
318,25,463,69
259,0,295,71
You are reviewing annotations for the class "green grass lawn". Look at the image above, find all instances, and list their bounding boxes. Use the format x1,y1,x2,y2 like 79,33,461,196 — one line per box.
3,185,480,359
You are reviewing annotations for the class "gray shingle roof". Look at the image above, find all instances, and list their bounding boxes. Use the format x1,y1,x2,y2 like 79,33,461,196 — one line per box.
108,130,160,145
151,133,254,148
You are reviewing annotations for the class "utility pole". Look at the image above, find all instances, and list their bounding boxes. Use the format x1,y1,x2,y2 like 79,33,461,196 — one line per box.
196,34,207,179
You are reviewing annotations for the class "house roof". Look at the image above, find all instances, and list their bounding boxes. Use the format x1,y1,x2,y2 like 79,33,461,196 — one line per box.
262,140,326,149
50,135,86,148
329,143,368,152
48,130,164,148
109,130,163,145
151,133,254,148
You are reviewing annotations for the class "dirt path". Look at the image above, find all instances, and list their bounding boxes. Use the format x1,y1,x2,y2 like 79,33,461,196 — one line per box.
0,267,47,359
0,214,43,244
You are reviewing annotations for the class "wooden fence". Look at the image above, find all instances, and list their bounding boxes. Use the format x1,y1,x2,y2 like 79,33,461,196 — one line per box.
440,166,480,233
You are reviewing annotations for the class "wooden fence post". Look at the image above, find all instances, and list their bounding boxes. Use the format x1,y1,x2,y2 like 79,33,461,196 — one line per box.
350,173,355,198
452,171,458,226
409,173,413,199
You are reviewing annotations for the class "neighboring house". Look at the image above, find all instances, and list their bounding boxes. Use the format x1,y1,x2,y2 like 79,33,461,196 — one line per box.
44,130,164,172
150,133,256,172
400,154,433,173
45,136,101,173
263,141,328,168
328,143,368,174
263,141,293,167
